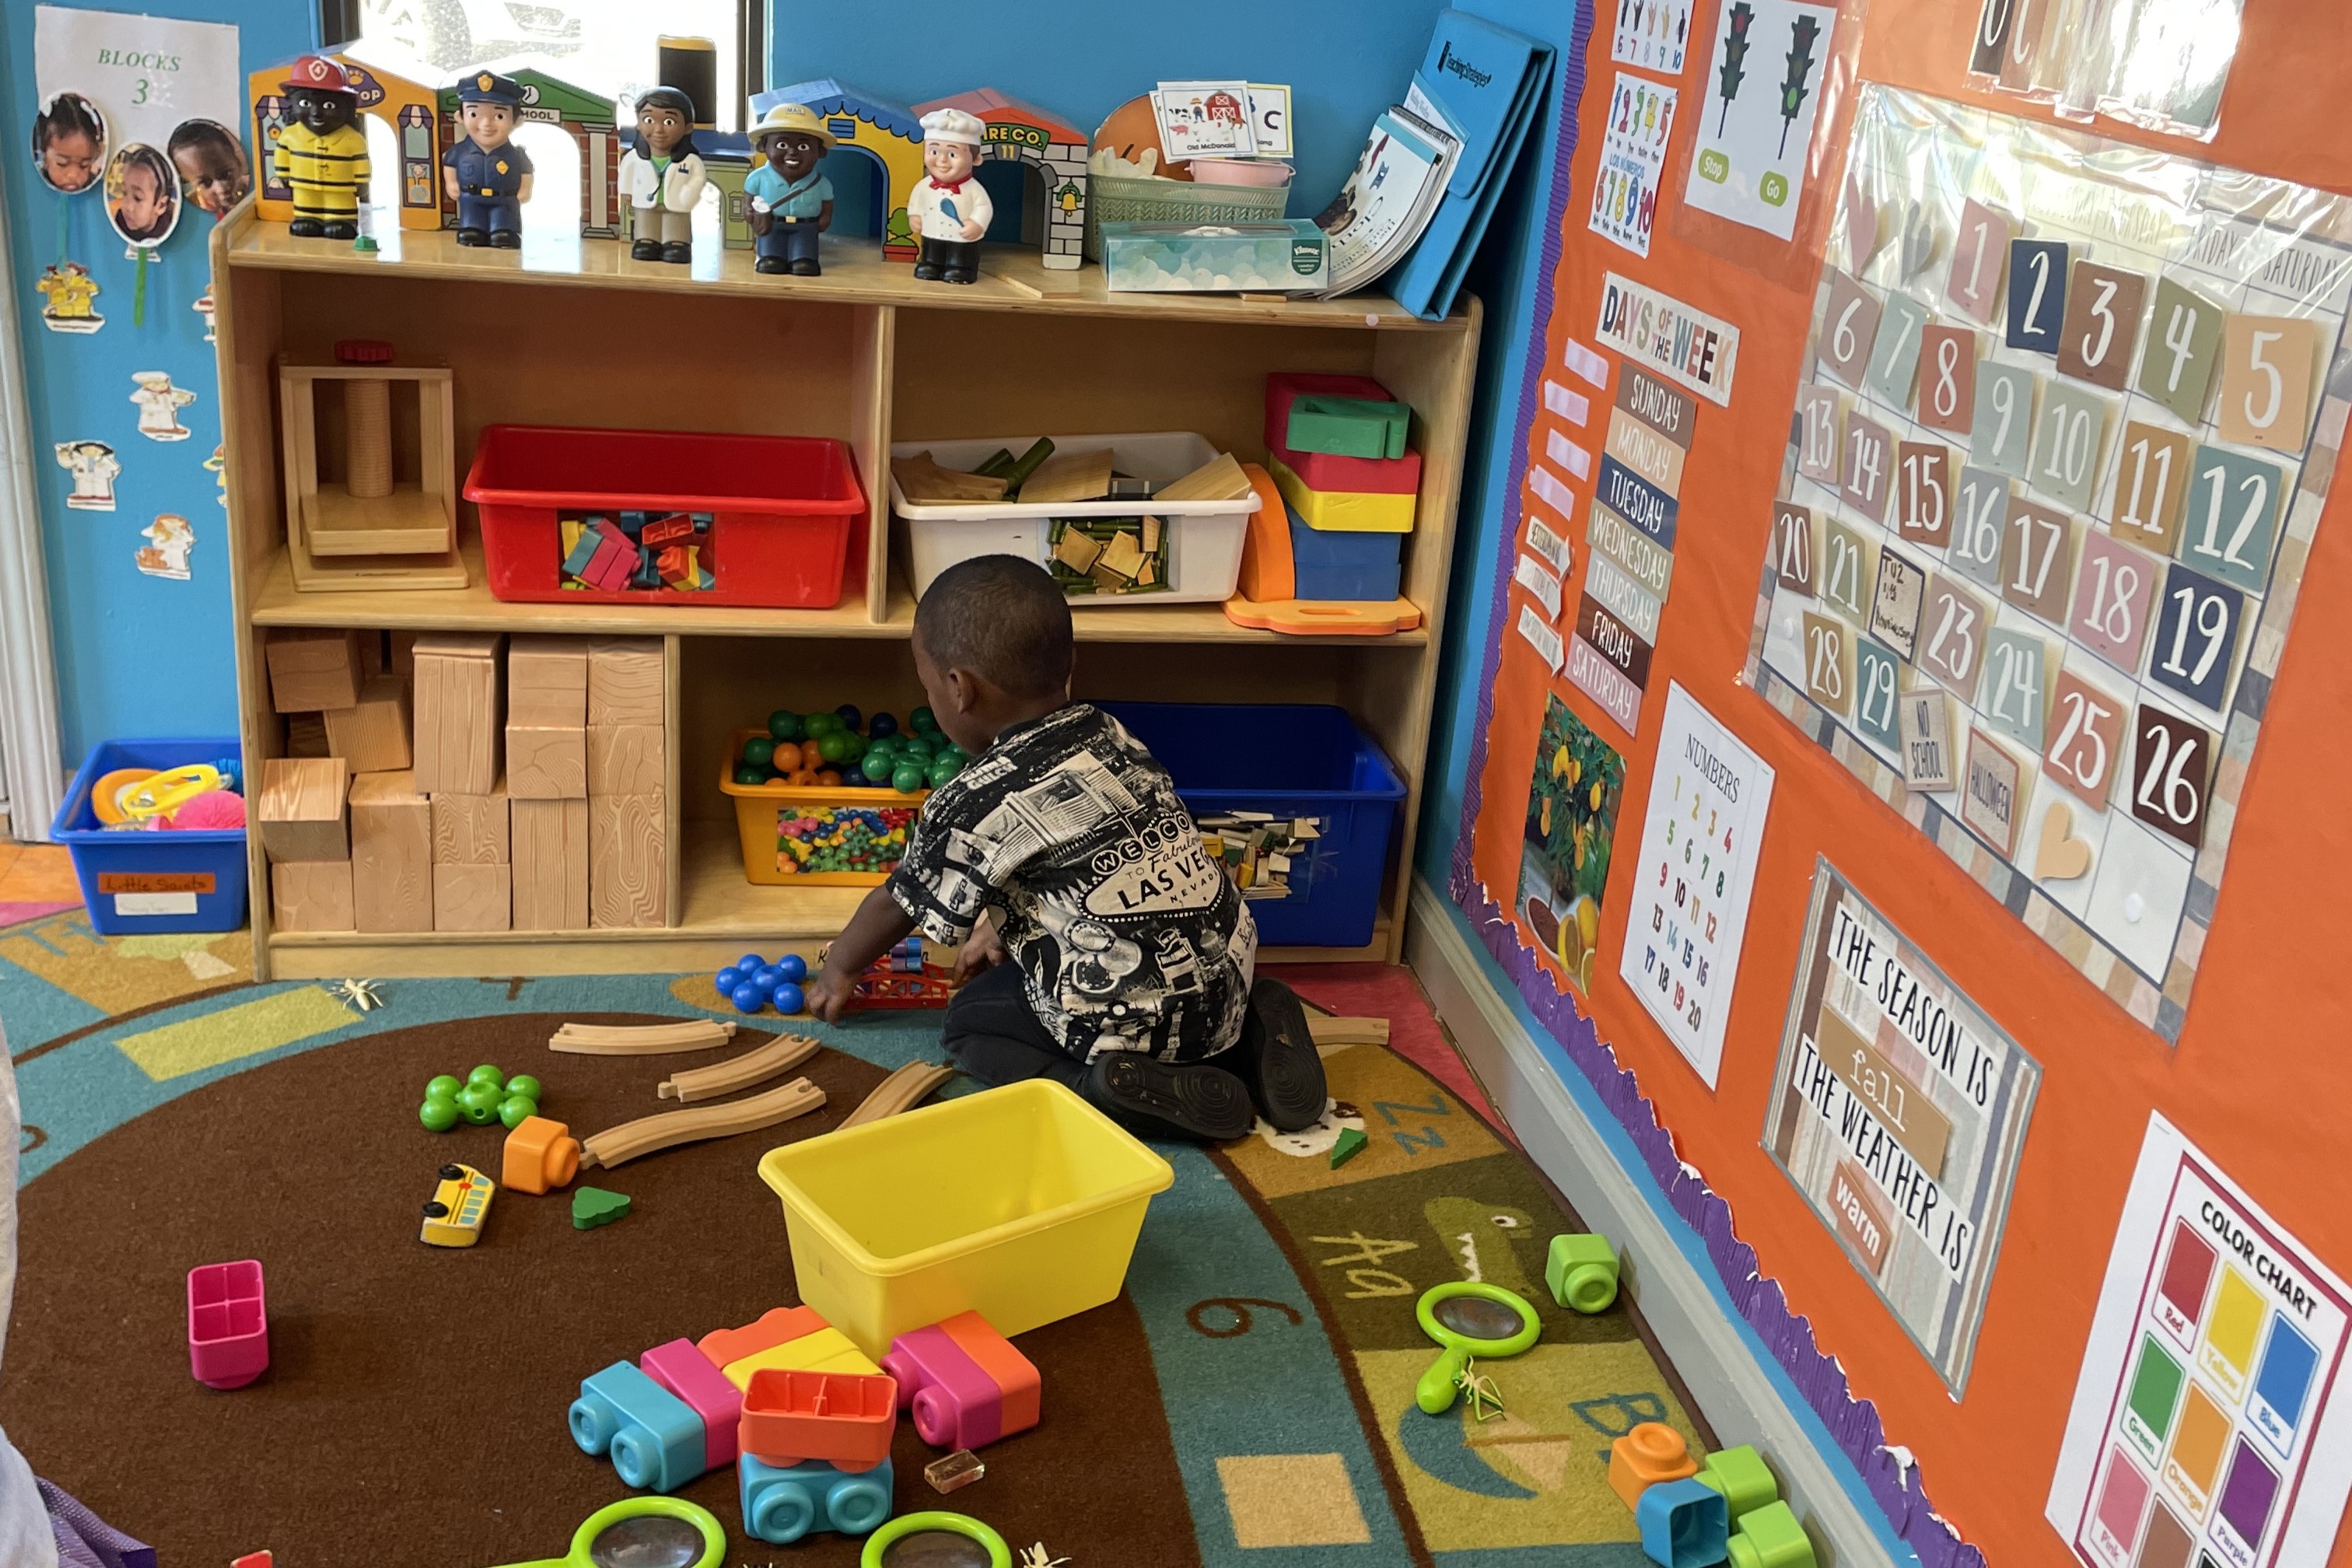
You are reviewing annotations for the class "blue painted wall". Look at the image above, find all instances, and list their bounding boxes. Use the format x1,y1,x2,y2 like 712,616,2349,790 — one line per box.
2,0,317,766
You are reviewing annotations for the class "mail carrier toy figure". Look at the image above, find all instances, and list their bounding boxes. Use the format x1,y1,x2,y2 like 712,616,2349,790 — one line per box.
443,70,534,248
273,56,369,240
745,102,836,276
908,107,990,284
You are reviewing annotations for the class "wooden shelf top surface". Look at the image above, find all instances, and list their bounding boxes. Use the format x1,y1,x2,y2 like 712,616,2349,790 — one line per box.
218,211,1469,333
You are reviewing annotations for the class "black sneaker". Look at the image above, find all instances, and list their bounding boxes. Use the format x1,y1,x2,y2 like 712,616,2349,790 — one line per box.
630,239,663,261
660,241,691,264
489,230,520,250
1086,1055,1253,1143
454,226,488,247
1239,978,1328,1133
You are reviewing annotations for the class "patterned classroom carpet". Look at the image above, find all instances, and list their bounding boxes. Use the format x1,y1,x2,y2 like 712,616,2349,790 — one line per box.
0,905,1710,1566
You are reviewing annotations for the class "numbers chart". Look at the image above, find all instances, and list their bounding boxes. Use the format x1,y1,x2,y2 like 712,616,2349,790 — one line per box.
1744,87,2352,1041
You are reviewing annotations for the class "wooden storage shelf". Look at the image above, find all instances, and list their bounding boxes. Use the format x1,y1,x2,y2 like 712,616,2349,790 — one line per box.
215,205,1479,979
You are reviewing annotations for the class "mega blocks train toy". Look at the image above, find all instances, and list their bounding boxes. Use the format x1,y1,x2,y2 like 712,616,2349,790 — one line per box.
568,1300,1039,1545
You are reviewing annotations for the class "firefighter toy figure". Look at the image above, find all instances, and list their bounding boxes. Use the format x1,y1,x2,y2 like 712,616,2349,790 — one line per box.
272,56,370,240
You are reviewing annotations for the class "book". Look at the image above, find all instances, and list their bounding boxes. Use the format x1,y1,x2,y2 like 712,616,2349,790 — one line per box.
1314,107,1460,299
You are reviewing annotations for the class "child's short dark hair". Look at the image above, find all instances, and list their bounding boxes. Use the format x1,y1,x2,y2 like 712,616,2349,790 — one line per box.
168,119,240,166
35,92,102,149
913,555,1073,698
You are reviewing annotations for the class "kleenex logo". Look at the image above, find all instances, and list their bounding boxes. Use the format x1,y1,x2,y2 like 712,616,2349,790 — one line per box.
1435,42,1492,88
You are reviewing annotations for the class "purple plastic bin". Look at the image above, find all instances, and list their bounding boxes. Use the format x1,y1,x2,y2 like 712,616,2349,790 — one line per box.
187,1260,268,1389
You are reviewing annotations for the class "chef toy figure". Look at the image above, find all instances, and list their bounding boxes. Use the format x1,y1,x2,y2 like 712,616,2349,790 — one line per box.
744,103,835,277
443,71,534,248
909,107,991,284
271,55,369,240
618,87,706,264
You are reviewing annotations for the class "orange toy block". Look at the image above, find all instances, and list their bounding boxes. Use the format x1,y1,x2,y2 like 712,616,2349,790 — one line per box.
940,1311,1042,1435
502,1115,581,1195
700,1305,830,1368
1610,1422,1698,1510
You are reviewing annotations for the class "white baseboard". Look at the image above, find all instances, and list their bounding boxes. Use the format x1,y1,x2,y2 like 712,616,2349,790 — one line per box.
1405,874,1902,1568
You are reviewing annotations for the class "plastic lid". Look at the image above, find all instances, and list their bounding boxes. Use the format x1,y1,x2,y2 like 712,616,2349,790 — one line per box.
335,338,394,364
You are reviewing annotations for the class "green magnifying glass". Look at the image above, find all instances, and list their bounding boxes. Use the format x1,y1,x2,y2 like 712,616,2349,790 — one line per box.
860,1510,1014,1568
1414,1279,1542,1414
486,1496,725,1568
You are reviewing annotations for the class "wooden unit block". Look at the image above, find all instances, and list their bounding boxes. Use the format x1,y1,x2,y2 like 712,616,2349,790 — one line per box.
284,712,329,758
411,632,504,795
508,635,589,729
431,782,510,865
390,631,417,677
348,770,433,933
357,629,387,676
587,638,665,728
508,725,587,800
264,628,360,712
433,861,513,932
589,723,666,796
589,793,667,929
271,860,355,933
324,673,414,773
255,758,350,863
513,796,590,931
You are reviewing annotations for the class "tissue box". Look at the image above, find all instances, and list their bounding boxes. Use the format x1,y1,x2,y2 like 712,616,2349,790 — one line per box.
1101,221,1328,293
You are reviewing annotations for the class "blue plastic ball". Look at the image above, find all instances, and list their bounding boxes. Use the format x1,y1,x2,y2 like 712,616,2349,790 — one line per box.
731,983,767,1014
840,766,869,789
774,953,807,982
869,712,898,740
835,703,863,731
754,964,784,992
772,982,805,1015
738,952,766,973
715,966,744,992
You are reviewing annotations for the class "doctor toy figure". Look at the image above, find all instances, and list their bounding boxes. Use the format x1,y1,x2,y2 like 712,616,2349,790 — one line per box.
745,102,835,276
909,107,991,284
443,71,534,248
272,56,369,240
618,87,706,264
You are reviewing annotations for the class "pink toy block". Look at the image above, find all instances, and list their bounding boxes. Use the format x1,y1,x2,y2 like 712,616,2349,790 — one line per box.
880,1311,1040,1450
641,1336,742,1471
738,1368,897,1473
188,1259,269,1389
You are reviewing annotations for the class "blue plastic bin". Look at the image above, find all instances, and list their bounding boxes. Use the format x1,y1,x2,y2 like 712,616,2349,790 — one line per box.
1097,703,1405,947
52,737,249,936
1286,499,1404,600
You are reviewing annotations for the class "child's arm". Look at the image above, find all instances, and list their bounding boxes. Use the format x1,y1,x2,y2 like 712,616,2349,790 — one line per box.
806,882,916,1022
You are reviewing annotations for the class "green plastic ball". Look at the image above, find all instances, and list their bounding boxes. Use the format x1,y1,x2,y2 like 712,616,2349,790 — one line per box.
419,1097,460,1132
901,733,936,761
467,1063,505,1090
806,712,839,737
742,736,776,768
929,755,965,786
457,1083,502,1125
767,709,803,741
499,1095,540,1130
864,737,898,767
736,765,769,786
425,1074,462,1101
939,744,968,764
912,705,938,733
817,732,850,764
841,733,868,761
505,1074,542,1104
893,763,926,793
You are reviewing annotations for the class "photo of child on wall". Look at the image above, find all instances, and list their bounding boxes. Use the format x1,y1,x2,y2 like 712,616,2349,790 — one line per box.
1517,693,1626,994
168,119,250,218
106,144,180,247
31,90,105,194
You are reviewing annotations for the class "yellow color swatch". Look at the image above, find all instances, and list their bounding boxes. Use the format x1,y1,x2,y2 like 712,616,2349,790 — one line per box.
116,985,356,1081
2198,1266,2266,1398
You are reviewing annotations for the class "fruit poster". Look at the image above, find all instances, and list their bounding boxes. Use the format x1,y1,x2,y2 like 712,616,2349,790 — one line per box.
1517,695,1626,994
1761,859,2040,1390
1616,684,1774,1087
2047,1116,2352,1568
1683,0,1835,241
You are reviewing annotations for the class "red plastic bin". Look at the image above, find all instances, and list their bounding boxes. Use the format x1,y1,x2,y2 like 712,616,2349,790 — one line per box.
464,425,866,607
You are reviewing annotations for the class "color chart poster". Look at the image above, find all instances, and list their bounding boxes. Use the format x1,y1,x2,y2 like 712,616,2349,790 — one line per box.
2048,1116,2352,1568
1762,859,2040,1391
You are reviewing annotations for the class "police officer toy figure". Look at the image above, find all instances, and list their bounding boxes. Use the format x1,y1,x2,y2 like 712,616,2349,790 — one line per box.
273,56,370,240
443,71,534,248
908,107,991,284
744,103,835,276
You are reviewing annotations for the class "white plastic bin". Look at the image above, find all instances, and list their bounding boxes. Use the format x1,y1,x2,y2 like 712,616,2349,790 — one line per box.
889,431,1256,606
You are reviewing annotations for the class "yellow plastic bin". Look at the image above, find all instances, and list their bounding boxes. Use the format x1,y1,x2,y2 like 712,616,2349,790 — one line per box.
719,730,929,887
757,1080,1174,1357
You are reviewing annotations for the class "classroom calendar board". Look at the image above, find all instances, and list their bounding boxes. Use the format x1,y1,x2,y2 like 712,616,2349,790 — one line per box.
1743,86,2352,1041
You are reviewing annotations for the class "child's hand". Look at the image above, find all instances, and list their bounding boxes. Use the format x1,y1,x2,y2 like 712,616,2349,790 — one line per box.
804,967,857,1024
951,927,1005,985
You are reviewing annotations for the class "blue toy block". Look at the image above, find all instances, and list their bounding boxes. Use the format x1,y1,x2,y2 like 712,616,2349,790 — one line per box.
1286,500,1403,600
569,1359,709,1494
739,1453,895,1545
1639,1476,1731,1568
561,527,602,578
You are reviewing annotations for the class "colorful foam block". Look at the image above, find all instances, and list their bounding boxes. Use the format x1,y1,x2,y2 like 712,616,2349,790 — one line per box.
739,1453,895,1545
723,1325,880,1388
880,1311,1041,1451
1269,457,1416,534
1265,372,1392,453
1286,394,1409,459
1639,1476,1730,1568
739,1368,898,1472
1609,1423,1698,1511
1547,1233,1621,1314
641,1337,744,1472
1727,1501,1814,1568
569,1359,709,1493
561,526,602,578
187,1259,269,1390
642,513,697,546
1696,1445,1779,1521
1286,501,1403,601
702,1305,830,1367
1271,439,1423,497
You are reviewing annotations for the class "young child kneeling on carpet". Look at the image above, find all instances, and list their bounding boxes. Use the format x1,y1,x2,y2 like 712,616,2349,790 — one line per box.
806,555,1327,1143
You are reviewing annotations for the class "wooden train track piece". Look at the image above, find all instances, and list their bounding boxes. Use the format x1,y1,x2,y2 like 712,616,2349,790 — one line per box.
548,1019,740,1055
837,1062,955,1131
1304,1015,1389,1048
580,1077,826,1169
657,1035,823,1103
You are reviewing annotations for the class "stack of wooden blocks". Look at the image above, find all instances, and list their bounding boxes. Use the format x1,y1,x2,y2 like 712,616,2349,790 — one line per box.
585,638,667,928
502,635,583,930
259,628,415,933
418,632,512,932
